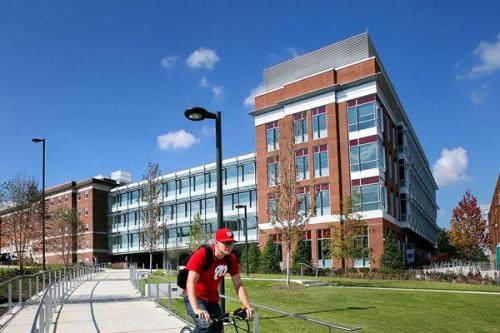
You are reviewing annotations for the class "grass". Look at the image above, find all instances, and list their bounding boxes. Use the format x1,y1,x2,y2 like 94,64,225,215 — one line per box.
149,271,500,333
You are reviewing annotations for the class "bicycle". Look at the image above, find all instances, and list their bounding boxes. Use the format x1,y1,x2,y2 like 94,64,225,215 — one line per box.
180,306,251,333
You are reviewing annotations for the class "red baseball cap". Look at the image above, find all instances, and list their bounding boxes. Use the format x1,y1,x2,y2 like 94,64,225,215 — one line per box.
215,228,236,243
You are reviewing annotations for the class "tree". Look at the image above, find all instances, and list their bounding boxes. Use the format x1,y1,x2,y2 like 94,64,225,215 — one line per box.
449,190,488,260
331,196,368,274
189,212,208,252
437,227,458,258
380,230,404,273
0,175,42,272
259,238,280,274
48,207,85,267
267,118,315,287
140,162,162,273
247,243,261,274
291,238,312,275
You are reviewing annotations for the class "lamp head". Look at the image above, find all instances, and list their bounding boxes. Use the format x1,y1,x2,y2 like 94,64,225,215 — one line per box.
32,138,44,143
235,204,247,209
184,107,209,121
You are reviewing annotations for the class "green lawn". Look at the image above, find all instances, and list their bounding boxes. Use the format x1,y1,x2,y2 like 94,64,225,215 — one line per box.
149,272,500,333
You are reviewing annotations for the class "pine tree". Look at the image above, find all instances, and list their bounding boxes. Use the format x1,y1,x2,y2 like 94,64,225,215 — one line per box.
291,239,312,275
189,212,208,252
248,243,261,273
380,230,404,273
449,190,488,260
259,238,280,274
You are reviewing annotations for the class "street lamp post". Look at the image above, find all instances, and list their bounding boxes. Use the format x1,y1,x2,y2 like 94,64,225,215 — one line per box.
32,138,46,271
184,107,226,312
235,204,249,277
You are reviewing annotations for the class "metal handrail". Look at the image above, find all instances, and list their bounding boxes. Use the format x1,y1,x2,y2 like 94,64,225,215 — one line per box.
29,280,54,333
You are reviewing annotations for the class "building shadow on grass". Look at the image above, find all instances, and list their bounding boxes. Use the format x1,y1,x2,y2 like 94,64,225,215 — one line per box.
258,306,374,320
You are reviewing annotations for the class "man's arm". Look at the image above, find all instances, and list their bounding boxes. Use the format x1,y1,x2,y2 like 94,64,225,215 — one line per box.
186,270,210,322
231,273,254,319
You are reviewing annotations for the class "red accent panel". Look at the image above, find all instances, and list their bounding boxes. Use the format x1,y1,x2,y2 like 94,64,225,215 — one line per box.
357,94,376,105
312,105,326,115
295,148,308,157
347,99,356,107
358,135,378,145
349,139,359,146
351,179,361,186
361,176,380,185
294,111,307,120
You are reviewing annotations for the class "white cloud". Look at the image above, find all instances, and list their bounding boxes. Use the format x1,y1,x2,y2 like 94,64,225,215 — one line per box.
469,84,490,104
432,147,469,187
243,82,265,107
160,55,178,69
470,33,500,77
198,76,209,88
211,85,224,100
186,48,220,69
198,76,224,100
157,130,199,150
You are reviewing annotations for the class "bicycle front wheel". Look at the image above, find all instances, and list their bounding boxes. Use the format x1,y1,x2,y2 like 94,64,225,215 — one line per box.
180,326,193,333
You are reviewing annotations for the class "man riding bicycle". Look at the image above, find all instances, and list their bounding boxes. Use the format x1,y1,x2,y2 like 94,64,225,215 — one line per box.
183,228,253,333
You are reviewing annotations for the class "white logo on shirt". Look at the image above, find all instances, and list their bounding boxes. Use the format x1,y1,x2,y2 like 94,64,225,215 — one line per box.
214,264,228,279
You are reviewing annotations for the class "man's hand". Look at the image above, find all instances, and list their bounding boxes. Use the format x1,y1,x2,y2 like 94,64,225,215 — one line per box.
194,308,210,322
245,307,254,320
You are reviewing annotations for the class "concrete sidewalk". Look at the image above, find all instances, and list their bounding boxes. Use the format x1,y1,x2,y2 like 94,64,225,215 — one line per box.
55,270,185,333
1,270,186,333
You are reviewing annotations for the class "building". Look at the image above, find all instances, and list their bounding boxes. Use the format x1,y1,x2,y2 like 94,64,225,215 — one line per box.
0,175,122,265
488,174,500,270
107,153,257,267
250,33,439,269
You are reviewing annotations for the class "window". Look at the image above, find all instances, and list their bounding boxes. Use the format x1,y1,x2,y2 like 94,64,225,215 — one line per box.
205,171,217,189
163,205,175,221
178,178,189,195
294,112,308,143
315,184,330,216
353,227,370,268
85,191,88,199
166,181,176,197
84,207,89,216
225,166,237,186
347,96,383,133
296,187,310,216
205,198,216,214
349,140,385,172
176,202,188,218
312,106,327,139
77,193,81,200
223,194,234,212
64,194,68,202
58,196,61,204
352,183,383,211
314,145,329,177
130,190,139,204
400,194,407,221
317,229,332,261
295,148,309,180
191,174,204,192
266,121,279,151
191,200,202,216
267,156,280,186
239,162,255,182
268,195,277,222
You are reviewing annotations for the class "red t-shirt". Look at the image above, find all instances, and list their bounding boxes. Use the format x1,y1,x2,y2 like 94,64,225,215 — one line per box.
185,245,240,303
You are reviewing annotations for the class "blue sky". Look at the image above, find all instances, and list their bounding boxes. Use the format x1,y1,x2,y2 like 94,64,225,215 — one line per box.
1,0,499,228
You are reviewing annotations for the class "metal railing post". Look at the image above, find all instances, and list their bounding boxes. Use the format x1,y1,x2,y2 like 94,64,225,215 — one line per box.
8,283,12,314
36,275,40,295
29,278,32,303
253,311,259,333
18,278,23,305
156,281,160,303
39,305,45,333
43,273,46,291
168,282,172,309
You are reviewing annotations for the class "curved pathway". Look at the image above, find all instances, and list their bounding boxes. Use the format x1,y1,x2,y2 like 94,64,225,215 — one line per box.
54,269,185,333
